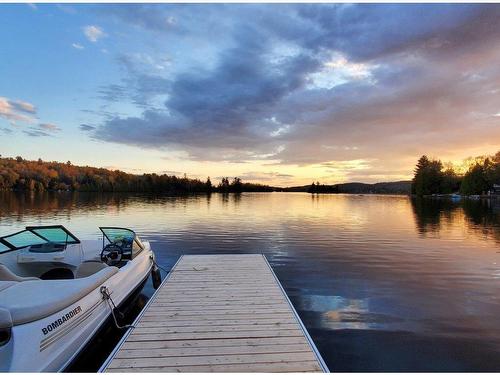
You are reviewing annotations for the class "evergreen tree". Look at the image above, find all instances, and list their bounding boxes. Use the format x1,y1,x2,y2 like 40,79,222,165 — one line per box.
218,177,230,193
205,177,212,193
231,177,242,193
308,182,316,193
412,155,443,196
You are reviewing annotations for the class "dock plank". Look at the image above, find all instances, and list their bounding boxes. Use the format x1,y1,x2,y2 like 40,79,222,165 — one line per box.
106,361,322,373
102,254,327,372
120,336,311,350
114,343,313,359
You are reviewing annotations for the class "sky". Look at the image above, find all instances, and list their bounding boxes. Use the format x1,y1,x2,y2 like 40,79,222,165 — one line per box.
1,3,499,187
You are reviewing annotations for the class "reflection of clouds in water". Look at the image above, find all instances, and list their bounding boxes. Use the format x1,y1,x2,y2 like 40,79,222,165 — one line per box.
298,294,409,331
298,294,351,311
323,306,373,330
298,294,372,330
493,264,500,279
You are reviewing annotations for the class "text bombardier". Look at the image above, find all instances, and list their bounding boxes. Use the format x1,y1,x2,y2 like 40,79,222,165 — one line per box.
42,306,82,335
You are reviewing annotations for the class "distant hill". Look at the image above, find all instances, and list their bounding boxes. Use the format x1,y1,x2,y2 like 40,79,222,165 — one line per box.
337,181,411,194
280,185,311,192
282,181,412,194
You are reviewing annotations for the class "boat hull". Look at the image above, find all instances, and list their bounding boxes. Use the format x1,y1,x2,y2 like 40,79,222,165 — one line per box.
1,250,153,372
63,272,150,372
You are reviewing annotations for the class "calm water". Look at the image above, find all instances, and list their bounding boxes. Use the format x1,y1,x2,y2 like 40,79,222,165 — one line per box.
1,191,500,371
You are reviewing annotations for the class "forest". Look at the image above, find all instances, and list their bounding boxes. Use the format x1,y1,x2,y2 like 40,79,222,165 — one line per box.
411,151,500,196
0,156,275,193
3,153,498,196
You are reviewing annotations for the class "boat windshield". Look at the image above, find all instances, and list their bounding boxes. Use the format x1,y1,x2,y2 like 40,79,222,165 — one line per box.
99,227,145,260
0,225,80,253
0,242,11,253
99,227,136,245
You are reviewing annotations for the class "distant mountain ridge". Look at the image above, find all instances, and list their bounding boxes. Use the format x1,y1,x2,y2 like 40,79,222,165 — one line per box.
282,181,412,194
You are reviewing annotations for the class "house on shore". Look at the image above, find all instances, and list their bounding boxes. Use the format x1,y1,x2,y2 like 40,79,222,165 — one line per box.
489,184,500,195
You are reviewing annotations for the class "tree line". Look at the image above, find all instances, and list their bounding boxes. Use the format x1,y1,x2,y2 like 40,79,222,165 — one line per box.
0,156,275,193
411,151,500,196
308,182,340,193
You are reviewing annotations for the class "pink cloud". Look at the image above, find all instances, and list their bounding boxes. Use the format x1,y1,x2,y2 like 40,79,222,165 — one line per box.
39,123,61,132
0,96,37,124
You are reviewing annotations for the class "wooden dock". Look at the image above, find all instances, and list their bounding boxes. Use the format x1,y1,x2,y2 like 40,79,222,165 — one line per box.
101,254,328,372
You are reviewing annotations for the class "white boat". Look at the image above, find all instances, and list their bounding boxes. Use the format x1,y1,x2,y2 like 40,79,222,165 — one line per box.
0,225,162,372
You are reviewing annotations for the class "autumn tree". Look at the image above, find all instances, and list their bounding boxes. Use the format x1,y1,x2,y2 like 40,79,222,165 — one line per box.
460,164,488,195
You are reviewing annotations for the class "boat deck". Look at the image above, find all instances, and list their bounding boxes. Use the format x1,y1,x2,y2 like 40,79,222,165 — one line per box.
101,254,328,372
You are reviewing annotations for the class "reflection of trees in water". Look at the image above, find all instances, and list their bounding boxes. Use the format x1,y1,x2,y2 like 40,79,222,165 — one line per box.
410,198,457,235
462,199,500,242
232,193,241,205
0,191,133,220
411,197,500,242
3,192,498,243
0,192,221,221
217,192,241,207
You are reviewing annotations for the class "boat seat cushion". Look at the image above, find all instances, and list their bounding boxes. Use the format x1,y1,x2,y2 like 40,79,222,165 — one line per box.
0,264,40,282
0,266,119,325
0,281,17,293
76,260,108,278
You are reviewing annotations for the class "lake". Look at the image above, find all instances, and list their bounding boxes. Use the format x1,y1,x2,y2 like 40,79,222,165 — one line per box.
1,191,500,371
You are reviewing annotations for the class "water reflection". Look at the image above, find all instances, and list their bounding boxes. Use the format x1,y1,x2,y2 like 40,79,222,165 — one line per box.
411,197,500,242
1,192,500,371
298,295,375,330
0,191,133,220
411,197,457,234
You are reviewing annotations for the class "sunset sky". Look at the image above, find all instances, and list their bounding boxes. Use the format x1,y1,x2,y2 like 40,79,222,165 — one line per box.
1,4,499,186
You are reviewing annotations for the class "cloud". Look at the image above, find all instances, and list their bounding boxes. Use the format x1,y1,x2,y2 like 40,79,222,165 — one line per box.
21,123,61,137
38,123,61,132
79,124,96,131
238,171,295,182
0,98,62,138
23,129,50,137
95,54,171,109
86,4,500,181
96,4,179,32
11,99,36,114
83,25,106,42
160,170,183,176
72,43,84,50
0,96,37,124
